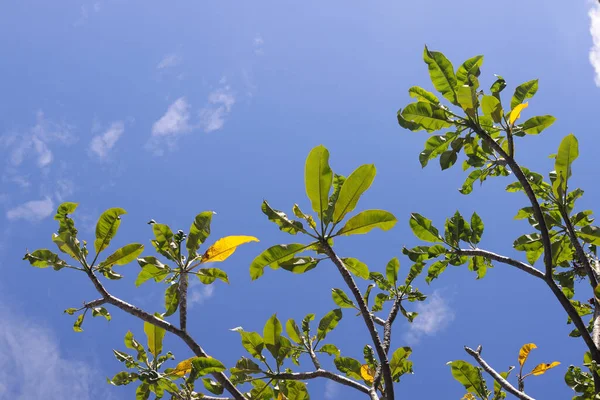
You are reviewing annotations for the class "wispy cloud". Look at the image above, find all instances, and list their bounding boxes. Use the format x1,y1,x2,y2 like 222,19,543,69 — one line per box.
90,121,125,159
0,303,109,400
403,291,454,345
199,87,236,133
157,53,182,70
152,97,192,137
324,380,340,399
253,34,264,55
147,86,236,155
0,111,74,169
6,198,54,222
188,282,215,307
590,3,600,86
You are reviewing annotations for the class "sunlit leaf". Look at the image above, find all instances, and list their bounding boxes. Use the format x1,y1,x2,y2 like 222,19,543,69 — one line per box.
531,361,560,376
201,235,259,263
360,364,375,383
187,211,213,259
552,134,578,199
94,208,126,254
335,210,397,236
305,145,333,221
332,164,376,223
144,321,166,358
100,243,144,268
509,102,529,125
518,343,537,367
250,243,313,280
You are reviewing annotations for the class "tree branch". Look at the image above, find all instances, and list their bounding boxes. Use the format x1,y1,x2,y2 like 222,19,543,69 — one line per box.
464,346,534,400
322,243,393,399
82,266,247,400
267,370,372,396
455,249,544,280
470,124,600,363
179,271,189,331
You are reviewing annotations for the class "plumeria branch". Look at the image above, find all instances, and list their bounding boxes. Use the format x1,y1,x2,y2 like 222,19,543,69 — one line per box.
322,242,394,399
455,249,544,279
81,262,247,400
464,346,534,400
266,370,373,397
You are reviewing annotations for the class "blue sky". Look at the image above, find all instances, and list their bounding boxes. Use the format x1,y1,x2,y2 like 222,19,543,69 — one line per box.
1,1,600,399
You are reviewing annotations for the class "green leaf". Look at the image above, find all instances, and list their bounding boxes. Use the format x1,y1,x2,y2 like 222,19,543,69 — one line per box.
332,288,357,309
318,344,340,357
135,256,170,286
293,204,317,230
151,223,175,260
261,201,306,235
238,331,264,360
94,208,126,254
481,95,503,123
187,211,213,259
439,149,458,170
521,115,556,135
301,314,315,336
425,260,448,284
196,268,229,284
444,211,471,247
263,314,282,361
511,79,538,109
333,164,376,223
280,256,320,274
401,102,452,133
448,360,488,398
249,243,313,280
108,371,139,386
335,210,397,236
144,321,166,358
405,263,424,284
124,331,147,362
52,232,82,260
419,134,455,168
136,383,150,400
389,347,413,381
305,145,333,221
323,174,346,226
579,226,600,245
459,169,483,195
423,46,457,104
456,55,483,87
54,202,78,235
285,319,302,344
73,313,85,332
397,108,423,131
317,309,342,340
341,257,370,279
191,357,226,376
470,213,484,244
164,283,179,316
386,257,400,285
553,134,579,199
23,249,68,270
409,213,442,243
490,75,506,95
285,380,310,400
408,86,440,105
334,356,363,380
92,307,111,321
456,85,477,114
100,243,144,268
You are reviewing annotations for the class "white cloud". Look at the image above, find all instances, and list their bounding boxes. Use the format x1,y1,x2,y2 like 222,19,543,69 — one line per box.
0,111,74,169
189,283,215,307
152,98,191,137
590,3,600,86
199,88,236,133
90,121,125,158
324,380,339,399
6,198,54,222
253,34,264,55
157,53,182,70
0,303,108,400
403,291,454,345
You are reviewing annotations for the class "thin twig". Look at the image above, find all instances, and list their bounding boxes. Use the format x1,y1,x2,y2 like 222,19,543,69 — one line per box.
464,346,534,400
322,243,393,399
82,265,246,400
267,370,371,395
455,249,544,279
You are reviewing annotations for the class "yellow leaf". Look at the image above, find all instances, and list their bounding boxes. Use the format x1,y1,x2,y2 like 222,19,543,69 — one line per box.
518,343,537,367
172,357,196,377
462,394,477,400
360,364,374,383
509,102,529,125
277,393,287,400
201,235,259,263
531,361,560,376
